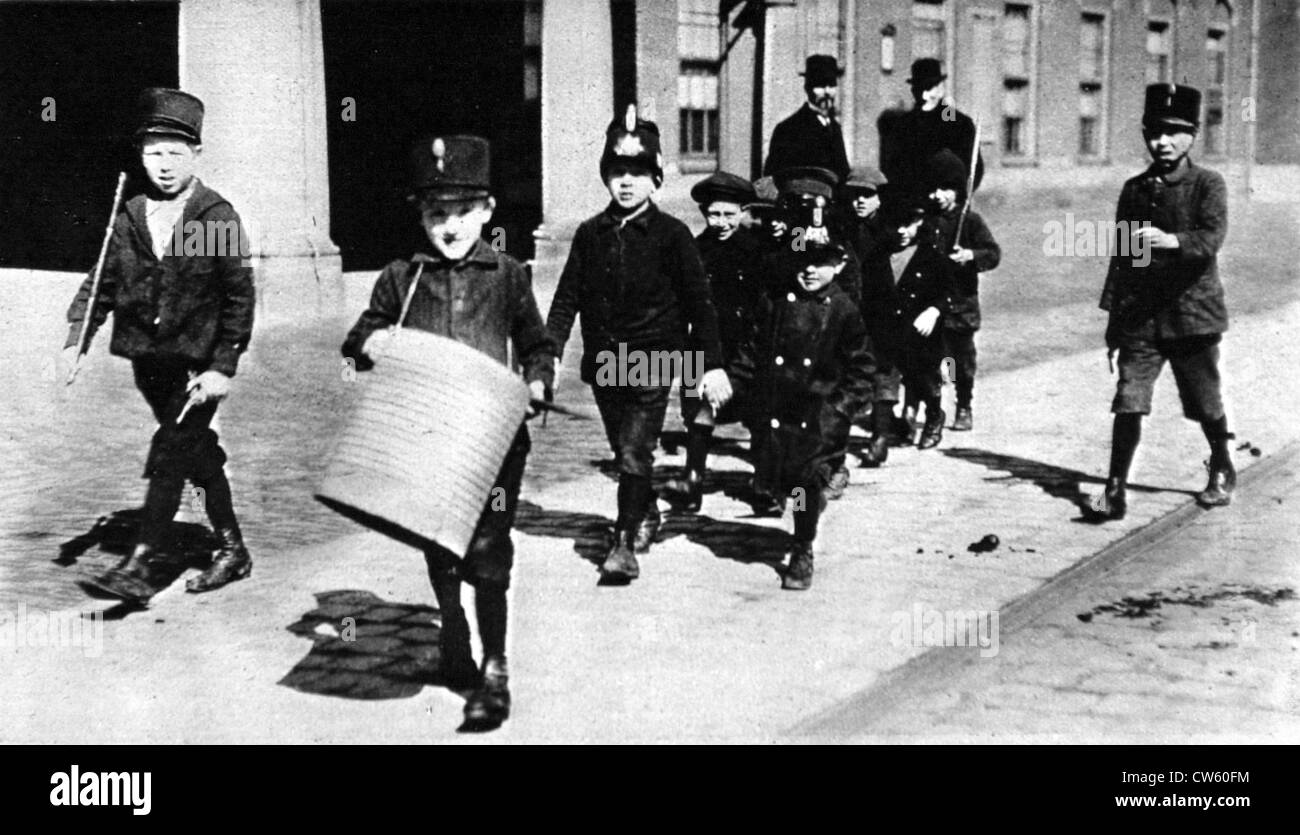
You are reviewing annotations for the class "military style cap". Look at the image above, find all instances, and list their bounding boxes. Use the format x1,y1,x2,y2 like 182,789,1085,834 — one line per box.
794,237,846,266
135,88,204,144
600,104,664,185
409,135,491,201
1143,83,1202,130
844,166,888,193
774,166,839,199
878,184,928,227
926,149,967,193
690,171,757,206
907,58,947,88
800,54,844,87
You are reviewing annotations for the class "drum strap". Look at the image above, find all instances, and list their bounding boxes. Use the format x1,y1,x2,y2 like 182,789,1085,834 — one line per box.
396,262,427,330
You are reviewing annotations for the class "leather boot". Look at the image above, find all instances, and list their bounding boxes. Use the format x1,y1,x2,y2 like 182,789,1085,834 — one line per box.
824,465,850,500
186,526,252,593
952,406,973,432
461,655,510,732
860,434,889,467
1197,456,1237,508
663,469,704,512
633,504,662,554
782,541,814,591
600,528,640,582
86,543,161,604
917,408,946,450
1087,476,1128,520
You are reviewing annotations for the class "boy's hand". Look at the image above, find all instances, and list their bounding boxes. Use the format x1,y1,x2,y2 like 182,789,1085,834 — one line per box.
699,369,733,410
913,307,940,337
187,370,232,404
525,379,548,419
949,246,973,264
1132,227,1179,250
363,328,395,360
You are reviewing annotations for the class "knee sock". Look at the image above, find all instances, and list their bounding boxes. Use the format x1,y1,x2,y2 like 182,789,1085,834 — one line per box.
194,469,239,534
139,474,185,548
616,474,653,531
793,487,822,543
872,401,895,436
475,584,508,661
1200,415,1233,468
924,395,943,424
685,424,713,475
1109,414,1142,485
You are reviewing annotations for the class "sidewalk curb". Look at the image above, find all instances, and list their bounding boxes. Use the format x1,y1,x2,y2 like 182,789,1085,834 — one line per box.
786,439,1300,740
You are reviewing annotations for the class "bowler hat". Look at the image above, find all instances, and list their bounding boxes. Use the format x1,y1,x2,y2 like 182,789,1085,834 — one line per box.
1143,83,1202,130
600,104,664,186
907,58,947,88
774,166,840,200
135,88,204,144
409,135,492,201
690,171,757,206
800,54,844,87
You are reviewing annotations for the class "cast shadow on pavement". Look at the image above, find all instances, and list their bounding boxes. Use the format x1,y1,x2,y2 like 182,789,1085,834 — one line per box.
938,446,1197,521
280,589,456,700
58,508,219,620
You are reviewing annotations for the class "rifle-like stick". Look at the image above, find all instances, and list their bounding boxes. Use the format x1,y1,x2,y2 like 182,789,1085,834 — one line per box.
66,171,128,385
952,117,981,247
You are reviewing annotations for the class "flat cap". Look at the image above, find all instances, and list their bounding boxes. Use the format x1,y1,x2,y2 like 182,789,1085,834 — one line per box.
691,171,757,206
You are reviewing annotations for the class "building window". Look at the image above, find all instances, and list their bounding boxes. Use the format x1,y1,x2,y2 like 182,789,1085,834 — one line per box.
1001,3,1033,158
523,0,541,103
1079,12,1107,157
912,0,947,63
677,0,719,168
1146,20,1172,84
1204,28,1227,155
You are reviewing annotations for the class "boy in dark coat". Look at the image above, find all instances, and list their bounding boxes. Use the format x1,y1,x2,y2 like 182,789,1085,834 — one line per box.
929,149,1001,431
1089,84,1235,520
740,239,875,590
65,88,255,605
664,171,765,512
341,134,555,732
547,106,729,583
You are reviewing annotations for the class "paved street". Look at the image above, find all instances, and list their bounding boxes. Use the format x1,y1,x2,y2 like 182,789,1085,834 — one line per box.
1,180,1297,742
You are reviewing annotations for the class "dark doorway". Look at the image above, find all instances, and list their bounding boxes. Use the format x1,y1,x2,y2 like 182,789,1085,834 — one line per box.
0,2,179,271
322,0,541,271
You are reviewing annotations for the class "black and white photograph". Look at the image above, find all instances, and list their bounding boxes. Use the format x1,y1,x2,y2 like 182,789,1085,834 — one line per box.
0,0,1296,771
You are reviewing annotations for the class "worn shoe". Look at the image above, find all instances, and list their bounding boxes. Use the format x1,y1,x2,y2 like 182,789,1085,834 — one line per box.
461,655,511,732
1086,478,1128,521
663,470,704,512
893,408,918,446
84,543,161,604
781,541,814,591
186,527,252,593
952,406,973,432
600,529,640,582
1197,460,1237,508
917,409,945,450
824,466,850,500
633,506,662,554
860,434,889,467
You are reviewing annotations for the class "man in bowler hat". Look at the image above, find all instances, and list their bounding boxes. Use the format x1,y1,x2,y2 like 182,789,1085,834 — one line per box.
1090,84,1235,520
879,58,984,198
763,54,851,182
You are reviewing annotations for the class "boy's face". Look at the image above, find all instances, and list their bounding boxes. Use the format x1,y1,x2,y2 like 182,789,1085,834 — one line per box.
702,200,744,240
1143,125,1196,170
797,257,843,293
897,217,924,247
606,163,657,211
929,188,958,213
420,196,494,261
850,190,880,218
140,136,200,196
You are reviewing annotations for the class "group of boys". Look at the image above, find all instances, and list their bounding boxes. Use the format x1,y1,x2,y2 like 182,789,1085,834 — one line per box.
62,74,1235,735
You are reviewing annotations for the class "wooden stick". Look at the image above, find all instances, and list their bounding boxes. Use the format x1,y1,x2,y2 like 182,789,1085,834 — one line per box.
67,172,128,385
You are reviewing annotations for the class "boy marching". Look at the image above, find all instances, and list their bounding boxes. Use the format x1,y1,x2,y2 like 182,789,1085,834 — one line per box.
547,106,730,584
1090,84,1234,519
66,88,256,605
340,135,555,731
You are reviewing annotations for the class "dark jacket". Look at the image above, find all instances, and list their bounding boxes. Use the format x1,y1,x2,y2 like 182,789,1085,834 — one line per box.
938,209,1001,331
65,179,254,377
879,106,985,195
1100,159,1229,346
342,239,555,389
763,104,851,181
891,213,961,323
694,225,766,368
547,202,723,385
737,279,875,493
850,211,903,320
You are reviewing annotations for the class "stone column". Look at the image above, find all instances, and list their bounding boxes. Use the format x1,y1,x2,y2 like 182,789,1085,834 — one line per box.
533,0,614,289
179,0,341,326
